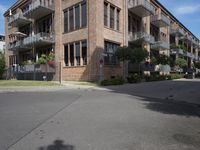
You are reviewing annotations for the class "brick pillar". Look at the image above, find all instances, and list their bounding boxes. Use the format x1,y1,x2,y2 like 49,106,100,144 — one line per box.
54,0,62,81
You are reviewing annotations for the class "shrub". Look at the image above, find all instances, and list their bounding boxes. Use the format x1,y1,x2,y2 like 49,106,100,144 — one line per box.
0,52,6,79
127,74,142,83
144,74,167,82
184,74,193,79
169,73,185,79
101,76,124,86
176,58,187,68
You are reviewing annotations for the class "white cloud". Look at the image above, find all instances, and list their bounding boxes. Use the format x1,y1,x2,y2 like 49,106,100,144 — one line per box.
175,5,200,15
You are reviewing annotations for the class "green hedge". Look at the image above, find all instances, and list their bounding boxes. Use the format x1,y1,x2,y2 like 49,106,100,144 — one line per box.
101,76,125,86
127,74,142,83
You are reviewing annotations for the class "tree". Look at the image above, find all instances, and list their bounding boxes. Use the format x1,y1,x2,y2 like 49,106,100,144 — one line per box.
116,47,148,76
115,46,131,78
194,62,200,69
0,52,6,79
157,55,170,65
175,58,187,68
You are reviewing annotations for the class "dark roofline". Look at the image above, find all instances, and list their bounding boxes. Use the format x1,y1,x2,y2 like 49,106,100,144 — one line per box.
153,0,199,41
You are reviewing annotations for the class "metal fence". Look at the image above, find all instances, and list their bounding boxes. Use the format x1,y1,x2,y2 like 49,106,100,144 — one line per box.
6,64,56,81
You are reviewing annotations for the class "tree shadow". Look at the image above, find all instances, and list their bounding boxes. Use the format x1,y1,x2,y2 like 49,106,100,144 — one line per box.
38,139,75,150
104,80,200,118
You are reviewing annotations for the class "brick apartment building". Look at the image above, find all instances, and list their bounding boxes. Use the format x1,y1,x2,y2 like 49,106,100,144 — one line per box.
4,0,200,81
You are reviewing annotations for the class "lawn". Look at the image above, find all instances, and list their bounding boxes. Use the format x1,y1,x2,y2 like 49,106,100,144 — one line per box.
0,80,60,86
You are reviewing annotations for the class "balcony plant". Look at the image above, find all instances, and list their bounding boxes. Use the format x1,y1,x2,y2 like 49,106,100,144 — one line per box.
47,52,55,65
170,43,179,49
36,54,47,65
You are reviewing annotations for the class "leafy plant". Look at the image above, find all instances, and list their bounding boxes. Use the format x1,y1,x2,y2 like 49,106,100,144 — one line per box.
36,53,55,65
151,56,157,65
157,55,170,65
47,52,55,61
0,52,5,79
37,54,47,64
127,73,142,83
175,58,187,68
194,62,200,69
101,76,124,86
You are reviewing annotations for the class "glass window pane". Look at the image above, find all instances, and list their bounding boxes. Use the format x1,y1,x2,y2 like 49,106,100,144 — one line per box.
75,42,80,66
81,2,87,27
75,5,80,29
117,9,120,30
64,45,68,66
69,8,74,31
104,2,108,26
82,40,87,65
110,6,115,29
70,44,74,66
64,11,68,32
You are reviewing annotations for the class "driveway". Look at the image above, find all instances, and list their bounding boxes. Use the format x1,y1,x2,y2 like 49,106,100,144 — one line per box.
0,80,200,150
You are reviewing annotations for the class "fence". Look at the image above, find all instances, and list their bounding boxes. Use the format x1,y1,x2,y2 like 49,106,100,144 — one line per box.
6,64,56,81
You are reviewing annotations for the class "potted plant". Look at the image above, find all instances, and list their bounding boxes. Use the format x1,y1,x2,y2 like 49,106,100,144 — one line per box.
47,52,55,66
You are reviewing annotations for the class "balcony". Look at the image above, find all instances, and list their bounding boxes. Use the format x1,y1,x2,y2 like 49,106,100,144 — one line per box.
128,0,155,17
129,32,155,44
23,33,55,46
192,39,199,47
8,13,31,27
170,49,184,55
185,52,195,59
24,0,54,20
151,41,170,50
151,13,170,27
170,28,185,36
180,35,193,42
8,40,30,51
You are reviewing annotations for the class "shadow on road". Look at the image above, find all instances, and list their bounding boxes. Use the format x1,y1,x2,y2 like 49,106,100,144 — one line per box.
38,139,75,150
104,80,200,118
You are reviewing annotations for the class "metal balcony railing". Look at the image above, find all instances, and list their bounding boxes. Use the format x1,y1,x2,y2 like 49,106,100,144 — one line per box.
8,12,31,27
151,13,170,27
151,41,170,50
128,0,155,17
180,35,193,42
8,32,54,50
170,28,185,36
129,31,155,44
24,0,54,19
23,32,55,46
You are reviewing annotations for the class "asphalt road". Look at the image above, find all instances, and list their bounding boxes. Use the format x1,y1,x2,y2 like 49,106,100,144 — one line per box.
0,80,200,150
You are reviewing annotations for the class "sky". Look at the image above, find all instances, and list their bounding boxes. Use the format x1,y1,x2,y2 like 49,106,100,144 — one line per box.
0,0,200,39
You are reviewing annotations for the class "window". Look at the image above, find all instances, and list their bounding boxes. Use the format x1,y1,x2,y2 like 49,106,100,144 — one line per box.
82,40,87,65
117,9,120,31
104,2,108,26
64,1,87,33
37,15,52,33
70,43,74,66
81,2,87,27
110,6,115,29
64,40,87,66
69,8,74,31
104,41,120,65
64,45,68,66
64,11,68,33
75,5,80,29
75,42,80,66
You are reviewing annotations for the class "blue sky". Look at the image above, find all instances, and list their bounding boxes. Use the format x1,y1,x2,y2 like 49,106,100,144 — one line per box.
0,0,200,38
